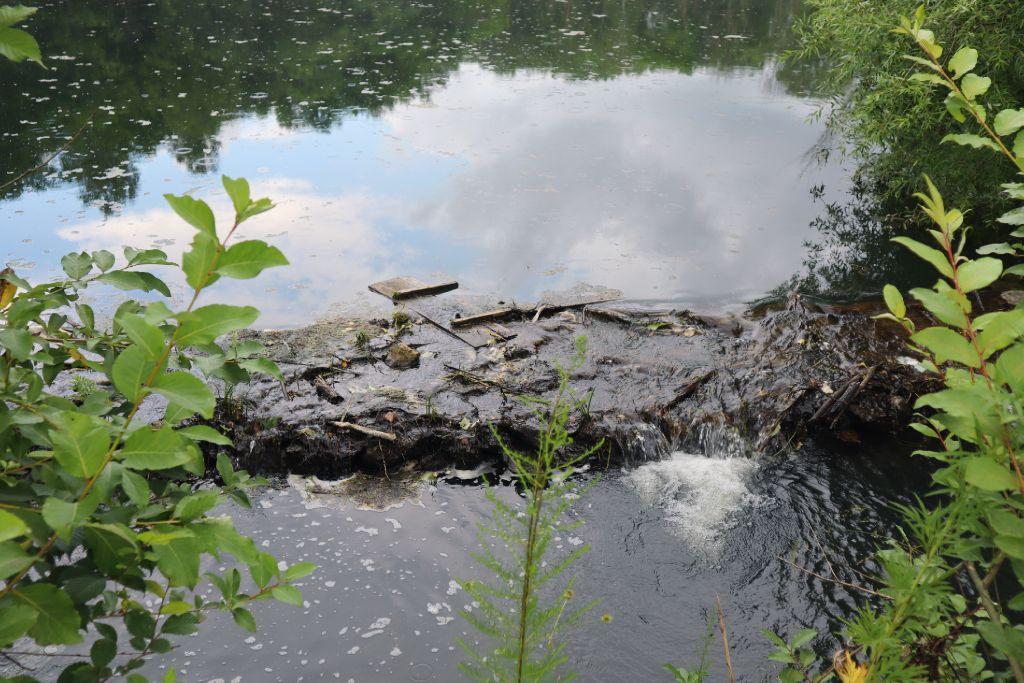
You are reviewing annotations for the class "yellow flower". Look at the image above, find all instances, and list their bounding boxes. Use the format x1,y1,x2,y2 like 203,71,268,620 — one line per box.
562,589,574,601
600,614,613,623
835,651,869,683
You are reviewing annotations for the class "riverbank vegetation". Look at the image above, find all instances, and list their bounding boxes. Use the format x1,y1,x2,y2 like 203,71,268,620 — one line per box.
774,11,1024,682
792,0,1024,229
0,165,308,680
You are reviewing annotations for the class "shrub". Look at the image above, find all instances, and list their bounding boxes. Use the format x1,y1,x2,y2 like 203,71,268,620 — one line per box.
772,11,1024,681
791,0,1024,225
0,176,311,682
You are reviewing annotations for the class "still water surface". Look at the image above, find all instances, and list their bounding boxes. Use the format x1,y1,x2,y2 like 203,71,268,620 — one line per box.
1,0,847,326
131,438,925,682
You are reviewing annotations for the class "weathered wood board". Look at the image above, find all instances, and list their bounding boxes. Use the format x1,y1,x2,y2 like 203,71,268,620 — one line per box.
368,276,458,300
449,307,515,328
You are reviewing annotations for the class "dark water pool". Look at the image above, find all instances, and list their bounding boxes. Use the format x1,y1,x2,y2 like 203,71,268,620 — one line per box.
0,0,861,327
106,436,923,683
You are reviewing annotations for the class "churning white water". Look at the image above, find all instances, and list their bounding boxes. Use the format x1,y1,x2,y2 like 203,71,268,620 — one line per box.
627,426,760,553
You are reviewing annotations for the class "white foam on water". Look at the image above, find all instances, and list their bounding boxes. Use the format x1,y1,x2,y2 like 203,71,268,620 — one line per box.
628,446,760,553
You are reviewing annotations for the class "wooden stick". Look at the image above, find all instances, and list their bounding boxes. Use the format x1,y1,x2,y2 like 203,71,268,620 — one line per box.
715,594,735,683
332,421,396,442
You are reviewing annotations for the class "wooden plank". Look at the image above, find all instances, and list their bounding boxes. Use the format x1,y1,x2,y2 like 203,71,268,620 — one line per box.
368,276,458,300
450,307,515,328
537,290,622,311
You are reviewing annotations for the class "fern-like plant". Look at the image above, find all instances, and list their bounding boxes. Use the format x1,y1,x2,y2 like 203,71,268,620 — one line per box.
457,337,603,683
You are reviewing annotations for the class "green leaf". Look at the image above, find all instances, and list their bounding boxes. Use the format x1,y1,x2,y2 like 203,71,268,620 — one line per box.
92,250,115,272
238,357,283,380
945,92,967,123
960,73,991,100
892,236,953,278
110,344,154,402
948,47,977,79
998,207,1024,226
996,344,1024,393
0,510,28,542
120,469,151,506
790,628,816,649
215,240,288,279
50,411,111,478
248,551,279,588
124,246,173,266
989,511,1024,538
222,175,251,215
909,287,968,329
976,242,1017,255
177,425,232,445
91,637,117,668
164,194,216,236
60,252,93,279
0,327,33,361
883,285,906,318
151,372,215,419
995,535,1024,560
909,72,945,86
911,327,978,367
84,523,140,575
0,6,39,27
152,534,200,588
283,561,317,581
916,30,942,60
240,197,274,223
957,257,1002,293
96,271,171,297
0,25,42,65
1015,131,1024,160
116,313,165,360
173,490,220,522
977,310,1024,358
176,305,259,347
0,540,33,579
75,303,95,331
995,109,1024,137
42,497,85,539
0,601,38,647
964,457,1018,492
271,585,303,606
941,133,1001,152
12,583,82,645
121,426,192,471
181,231,222,290
232,606,257,632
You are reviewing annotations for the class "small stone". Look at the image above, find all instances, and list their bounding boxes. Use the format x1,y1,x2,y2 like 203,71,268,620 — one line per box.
385,342,420,369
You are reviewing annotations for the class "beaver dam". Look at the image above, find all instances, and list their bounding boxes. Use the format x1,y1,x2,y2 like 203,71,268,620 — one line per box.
209,281,933,479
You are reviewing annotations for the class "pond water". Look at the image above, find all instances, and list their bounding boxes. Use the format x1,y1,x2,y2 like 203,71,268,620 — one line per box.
1,0,857,327
119,436,923,683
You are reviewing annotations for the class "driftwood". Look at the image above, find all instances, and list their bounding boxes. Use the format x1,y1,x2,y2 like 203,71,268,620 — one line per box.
332,421,397,442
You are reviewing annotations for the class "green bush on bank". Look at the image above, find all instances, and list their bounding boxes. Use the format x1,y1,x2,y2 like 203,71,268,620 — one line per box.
0,173,310,682
771,10,1024,681
791,0,1024,227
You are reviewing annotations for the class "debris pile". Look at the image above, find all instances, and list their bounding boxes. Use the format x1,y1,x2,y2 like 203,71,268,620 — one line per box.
214,278,934,476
